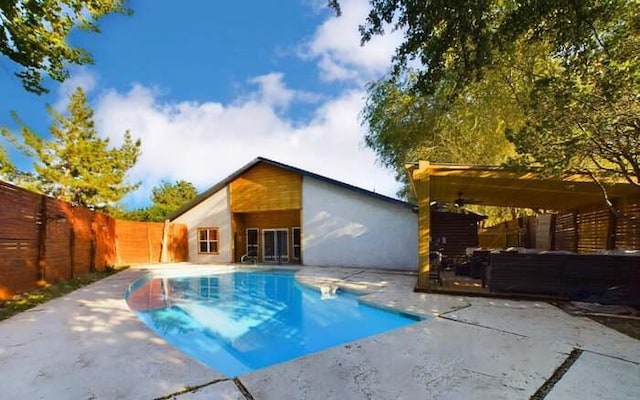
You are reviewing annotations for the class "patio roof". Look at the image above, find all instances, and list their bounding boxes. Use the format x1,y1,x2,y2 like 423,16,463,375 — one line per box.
406,161,638,210
406,161,640,289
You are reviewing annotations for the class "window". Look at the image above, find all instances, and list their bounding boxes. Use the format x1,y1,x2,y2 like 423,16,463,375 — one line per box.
293,227,301,260
198,227,219,254
246,228,258,257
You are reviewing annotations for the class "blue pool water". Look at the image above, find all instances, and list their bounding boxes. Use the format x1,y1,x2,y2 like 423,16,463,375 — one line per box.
126,269,423,377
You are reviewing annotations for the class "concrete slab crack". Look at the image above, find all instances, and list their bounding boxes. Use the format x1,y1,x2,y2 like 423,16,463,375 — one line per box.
233,378,256,400
438,315,528,338
530,348,583,399
438,303,472,316
342,270,367,281
461,368,500,379
581,349,640,365
153,378,229,399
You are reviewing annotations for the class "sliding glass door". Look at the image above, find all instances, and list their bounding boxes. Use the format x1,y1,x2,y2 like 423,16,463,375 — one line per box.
262,229,289,263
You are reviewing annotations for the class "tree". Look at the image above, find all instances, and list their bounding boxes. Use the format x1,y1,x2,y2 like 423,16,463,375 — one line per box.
362,68,520,169
340,1,630,94
119,180,197,222
335,0,640,191
506,12,640,188
1,87,141,209
0,145,15,177
362,40,560,199
0,0,130,94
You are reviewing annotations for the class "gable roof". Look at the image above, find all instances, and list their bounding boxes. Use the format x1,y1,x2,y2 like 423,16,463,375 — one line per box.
170,157,415,220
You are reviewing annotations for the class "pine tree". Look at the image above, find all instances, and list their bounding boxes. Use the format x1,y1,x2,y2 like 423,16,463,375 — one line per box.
116,180,197,222
2,87,141,209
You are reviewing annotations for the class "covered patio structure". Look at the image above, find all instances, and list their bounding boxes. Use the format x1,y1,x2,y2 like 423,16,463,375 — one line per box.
406,161,640,291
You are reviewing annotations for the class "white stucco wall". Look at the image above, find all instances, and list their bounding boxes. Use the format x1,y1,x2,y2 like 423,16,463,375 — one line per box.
302,177,418,270
173,186,232,263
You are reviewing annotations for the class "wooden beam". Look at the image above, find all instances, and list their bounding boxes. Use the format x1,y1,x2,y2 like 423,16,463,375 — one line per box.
416,171,431,289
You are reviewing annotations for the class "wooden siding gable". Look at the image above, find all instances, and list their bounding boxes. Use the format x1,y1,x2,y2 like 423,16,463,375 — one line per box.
230,163,302,212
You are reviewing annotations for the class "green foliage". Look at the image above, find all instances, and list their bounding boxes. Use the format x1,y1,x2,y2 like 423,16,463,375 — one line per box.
363,67,520,169
1,87,141,209
0,144,15,176
118,180,197,222
361,41,553,195
151,180,197,210
355,0,640,190
357,1,627,94
0,0,130,94
506,7,640,187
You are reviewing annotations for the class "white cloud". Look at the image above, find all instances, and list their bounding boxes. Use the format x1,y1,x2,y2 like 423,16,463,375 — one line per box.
93,80,400,208
88,1,406,208
246,73,322,109
248,73,295,108
304,0,403,83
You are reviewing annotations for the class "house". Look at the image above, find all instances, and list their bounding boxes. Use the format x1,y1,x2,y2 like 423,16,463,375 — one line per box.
170,157,418,270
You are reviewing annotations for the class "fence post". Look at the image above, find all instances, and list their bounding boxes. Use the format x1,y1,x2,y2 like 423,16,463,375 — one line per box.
69,226,75,279
90,212,96,272
160,219,170,263
147,223,152,264
36,196,47,283
115,222,122,267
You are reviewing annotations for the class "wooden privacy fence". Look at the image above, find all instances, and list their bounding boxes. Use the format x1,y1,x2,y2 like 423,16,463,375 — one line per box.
479,195,640,253
479,216,537,249
0,181,188,300
555,195,640,253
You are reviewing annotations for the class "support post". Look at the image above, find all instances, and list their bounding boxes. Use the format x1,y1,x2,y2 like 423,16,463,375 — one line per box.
573,210,579,253
606,199,617,250
160,219,170,263
416,163,431,289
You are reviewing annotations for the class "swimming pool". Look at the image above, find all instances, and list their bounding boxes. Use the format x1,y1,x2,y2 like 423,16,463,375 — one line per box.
126,269,423,377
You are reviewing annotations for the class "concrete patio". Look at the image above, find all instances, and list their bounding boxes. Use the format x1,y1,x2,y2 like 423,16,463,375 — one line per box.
0,263,639,399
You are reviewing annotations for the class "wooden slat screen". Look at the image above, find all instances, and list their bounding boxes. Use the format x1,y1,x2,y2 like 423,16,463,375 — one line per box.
0,181,188,300
114,220,166,265
576,205,610,253
616,196,640,251
479,217,530,249
555,212,577,252
93,212,117,270
44,198,73,281
0,182,41,298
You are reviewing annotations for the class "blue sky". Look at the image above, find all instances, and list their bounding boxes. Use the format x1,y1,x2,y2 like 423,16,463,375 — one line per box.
0,0,404,208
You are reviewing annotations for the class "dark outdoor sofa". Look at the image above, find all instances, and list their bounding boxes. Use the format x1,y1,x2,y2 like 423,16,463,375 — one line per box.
487,252,640,306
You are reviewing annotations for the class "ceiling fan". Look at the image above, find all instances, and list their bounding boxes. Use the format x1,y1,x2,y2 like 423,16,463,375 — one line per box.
453,192,482,207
